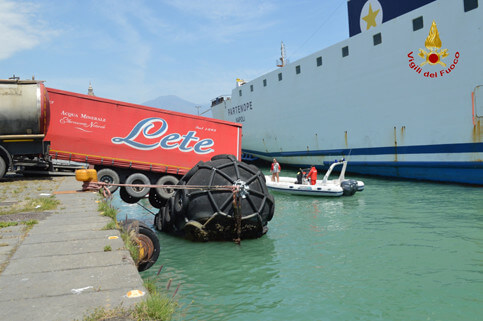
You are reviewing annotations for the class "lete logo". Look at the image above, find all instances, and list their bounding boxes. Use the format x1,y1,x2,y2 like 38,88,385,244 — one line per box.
111,117,214,154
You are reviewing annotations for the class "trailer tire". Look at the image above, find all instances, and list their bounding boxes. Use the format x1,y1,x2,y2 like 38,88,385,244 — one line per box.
125,173,150,198
97,168,120,193
119,186,141,204
0,157,6,179
155,175,179,199
148,188,167,209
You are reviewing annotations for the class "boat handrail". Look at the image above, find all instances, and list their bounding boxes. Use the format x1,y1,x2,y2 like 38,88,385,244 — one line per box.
321,160,347,184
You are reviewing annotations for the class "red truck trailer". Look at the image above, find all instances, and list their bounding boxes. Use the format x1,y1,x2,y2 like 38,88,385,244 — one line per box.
1,79,242,205
46,87,241,194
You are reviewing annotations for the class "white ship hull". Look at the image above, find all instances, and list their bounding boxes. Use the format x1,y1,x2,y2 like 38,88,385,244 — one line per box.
212,0,483,185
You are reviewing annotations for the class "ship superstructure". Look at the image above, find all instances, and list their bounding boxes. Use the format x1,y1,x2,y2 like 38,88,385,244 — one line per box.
211,0,483,185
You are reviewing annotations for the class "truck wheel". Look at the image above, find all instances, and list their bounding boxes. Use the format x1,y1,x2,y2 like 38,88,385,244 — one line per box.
125,173,150,198
119,186,141,204
155,175,179,199
97,168,120,193
148,189,167,209
0,157,6,179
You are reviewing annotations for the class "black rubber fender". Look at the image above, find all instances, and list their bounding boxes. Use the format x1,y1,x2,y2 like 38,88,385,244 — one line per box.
122,219,160,272
181,160,203,182
164,156,275,240
210,154,237,162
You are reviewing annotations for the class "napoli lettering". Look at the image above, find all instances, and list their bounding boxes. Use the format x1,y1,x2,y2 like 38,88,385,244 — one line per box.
111,117,215,154
228,101,253,116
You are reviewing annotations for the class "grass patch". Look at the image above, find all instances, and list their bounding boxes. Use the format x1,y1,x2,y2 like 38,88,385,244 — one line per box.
0,220,38,229
97,201,117,220
0,196,59,215
97,199,139,263
81,288,178,321
144,278,157,295
121,229,140,264
0,222,19,228
134,290,178,321
103,245,112,252
81,305,133,321
101,220,117,230
23,219,38,227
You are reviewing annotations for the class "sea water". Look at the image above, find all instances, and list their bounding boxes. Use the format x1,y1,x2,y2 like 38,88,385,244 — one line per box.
113,168,482,321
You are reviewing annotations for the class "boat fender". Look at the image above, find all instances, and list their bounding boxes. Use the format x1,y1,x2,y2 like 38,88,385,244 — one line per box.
182,161,203,182
210,154,237,162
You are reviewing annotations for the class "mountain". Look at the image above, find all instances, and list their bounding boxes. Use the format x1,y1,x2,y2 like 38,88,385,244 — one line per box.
142,95,208,115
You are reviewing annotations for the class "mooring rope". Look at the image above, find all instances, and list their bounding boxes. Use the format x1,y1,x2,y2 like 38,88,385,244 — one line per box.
82,181,241,199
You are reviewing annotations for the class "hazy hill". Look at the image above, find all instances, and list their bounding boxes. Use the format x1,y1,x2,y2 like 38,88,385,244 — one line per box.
142,95,208,115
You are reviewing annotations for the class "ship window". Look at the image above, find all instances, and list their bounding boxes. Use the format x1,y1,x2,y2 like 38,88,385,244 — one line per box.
316,56,322,66
296,65,301,74
263,79,267,87
239,89,242,97
464,0,478,11
250,84,254,92
373,33,382,46
412,16,424,31
342,46,349,57
278,72,283,81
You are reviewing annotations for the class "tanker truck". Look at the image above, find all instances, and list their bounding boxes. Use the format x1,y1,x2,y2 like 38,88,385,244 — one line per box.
0,78,242,208
0,79,52,178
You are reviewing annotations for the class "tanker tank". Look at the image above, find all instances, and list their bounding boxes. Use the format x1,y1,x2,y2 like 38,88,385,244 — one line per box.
0,79,49,135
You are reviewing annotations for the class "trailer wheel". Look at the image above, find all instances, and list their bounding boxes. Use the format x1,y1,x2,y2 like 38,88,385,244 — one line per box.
155,175,179,199
148,188,167,209
119,186,141,204
125,173,150,198
0,157,6,179
97,168,120,193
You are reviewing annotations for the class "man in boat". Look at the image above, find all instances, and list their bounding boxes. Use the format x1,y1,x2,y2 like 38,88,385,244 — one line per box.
271,159,280,182
306,165,317,185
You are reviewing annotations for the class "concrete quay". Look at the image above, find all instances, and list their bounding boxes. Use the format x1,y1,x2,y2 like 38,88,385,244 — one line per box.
0,176,146,321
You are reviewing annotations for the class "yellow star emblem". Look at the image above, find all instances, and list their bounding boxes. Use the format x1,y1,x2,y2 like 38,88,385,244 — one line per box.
362,3,380,30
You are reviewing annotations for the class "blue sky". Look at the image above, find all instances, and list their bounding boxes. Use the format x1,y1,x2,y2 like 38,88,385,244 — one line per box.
0,0,348,106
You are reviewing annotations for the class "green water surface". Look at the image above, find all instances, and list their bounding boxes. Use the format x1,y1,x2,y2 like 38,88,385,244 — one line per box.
115,170,482,321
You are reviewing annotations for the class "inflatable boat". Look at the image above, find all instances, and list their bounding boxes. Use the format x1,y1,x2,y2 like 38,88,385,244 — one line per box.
266,160,364,197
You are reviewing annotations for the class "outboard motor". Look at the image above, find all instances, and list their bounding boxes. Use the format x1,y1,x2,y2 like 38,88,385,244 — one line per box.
341,179,357,196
